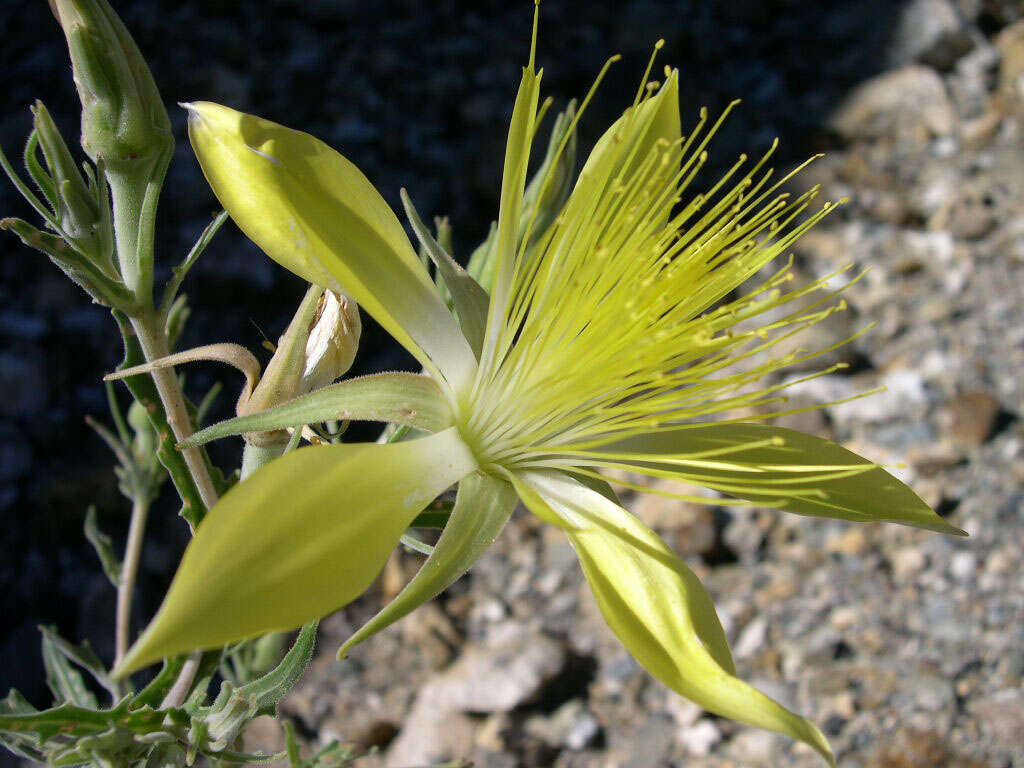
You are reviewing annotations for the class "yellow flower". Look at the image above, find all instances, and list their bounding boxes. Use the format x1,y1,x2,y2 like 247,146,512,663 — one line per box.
116,30,962,766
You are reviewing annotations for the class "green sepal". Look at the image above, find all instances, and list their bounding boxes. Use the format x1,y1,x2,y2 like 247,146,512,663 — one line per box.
23,129,59,210
180,372,454,449
339,472,516,657
401,189,490,358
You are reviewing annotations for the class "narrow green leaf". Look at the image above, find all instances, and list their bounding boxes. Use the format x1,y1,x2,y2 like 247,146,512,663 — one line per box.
129,656,185,708
180,372,454,448
41,627,99,708
339,472,515,657
115,428,477,676
160,210,229,313
84,506,122,587
38,626,118,701
23,130,59,210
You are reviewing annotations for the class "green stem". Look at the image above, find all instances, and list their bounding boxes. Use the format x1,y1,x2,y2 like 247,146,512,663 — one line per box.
115,495,149,668
240,441,288,480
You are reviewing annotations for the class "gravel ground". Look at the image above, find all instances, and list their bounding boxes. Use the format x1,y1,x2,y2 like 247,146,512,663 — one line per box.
2,1,1022,767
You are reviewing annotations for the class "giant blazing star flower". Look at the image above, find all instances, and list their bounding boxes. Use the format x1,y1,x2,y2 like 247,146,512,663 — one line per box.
117,35,961,764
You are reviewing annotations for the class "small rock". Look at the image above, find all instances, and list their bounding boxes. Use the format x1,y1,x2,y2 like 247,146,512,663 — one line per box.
891,547,927,579
949,551,977,580
889,0,974,70
995,19,1024,100
830,606,859,630
947,390,1001,448
734,616,769,660
827,527,869,557
866,727,989,768
677,719,721,757
609,717,674,768
526,700,601,751
432,626,566,713
729,729,776,763
829,65,956,144
242,715,287,759
968,688,1024,748
385,626,566,767
664,694,702,728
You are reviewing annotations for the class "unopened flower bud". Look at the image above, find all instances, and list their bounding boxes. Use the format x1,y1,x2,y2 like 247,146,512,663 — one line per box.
31,101,114,272
239,287,360,447
50,0,171,169
301,290,361,393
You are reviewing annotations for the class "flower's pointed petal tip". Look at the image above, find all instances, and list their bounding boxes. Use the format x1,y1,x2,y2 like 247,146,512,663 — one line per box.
918,519,969,537
109,631,161,680
339,474,517,657
118,431,478,678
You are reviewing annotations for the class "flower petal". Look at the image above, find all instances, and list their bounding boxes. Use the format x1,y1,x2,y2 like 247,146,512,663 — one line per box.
114,427,477,677
479,63,542,367
575,70,681,193
338,472,517,657
521,470,835,767
584,423,964,535
184,102,476,391
402,189,490,358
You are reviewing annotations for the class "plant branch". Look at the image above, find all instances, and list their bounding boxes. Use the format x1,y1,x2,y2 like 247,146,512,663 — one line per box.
129,313,220,512
115,495,149,667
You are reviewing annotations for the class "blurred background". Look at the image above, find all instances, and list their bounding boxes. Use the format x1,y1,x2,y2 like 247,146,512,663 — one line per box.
1,0,1022,766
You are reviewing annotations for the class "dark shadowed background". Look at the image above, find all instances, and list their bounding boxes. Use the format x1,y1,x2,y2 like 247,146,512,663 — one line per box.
2,0,1023,766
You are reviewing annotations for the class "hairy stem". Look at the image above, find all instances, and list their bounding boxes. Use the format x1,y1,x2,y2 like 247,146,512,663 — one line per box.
128,314,219,708
131,314,220,511
115,495,149,667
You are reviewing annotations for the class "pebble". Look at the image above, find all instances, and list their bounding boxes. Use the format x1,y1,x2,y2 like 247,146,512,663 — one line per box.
678,719,722,757
829,65,957,144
